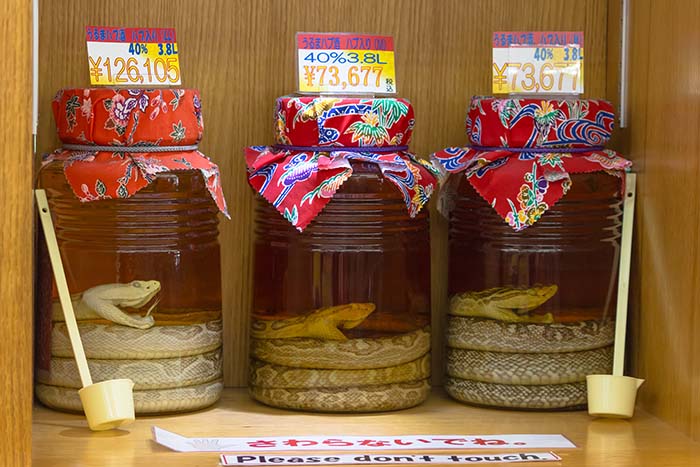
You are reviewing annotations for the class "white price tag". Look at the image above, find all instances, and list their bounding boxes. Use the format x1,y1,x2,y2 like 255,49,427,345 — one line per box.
297,33,396,94
492,31,583,94
86,26,181,86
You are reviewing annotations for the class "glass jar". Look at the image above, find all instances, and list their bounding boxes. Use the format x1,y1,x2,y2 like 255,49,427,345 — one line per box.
35,88,228,414
433,97,632,410
246,96,438,412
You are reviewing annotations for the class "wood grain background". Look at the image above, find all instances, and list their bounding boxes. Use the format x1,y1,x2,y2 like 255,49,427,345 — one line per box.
0,0,33,464
618,0,700,441
36,0,609,388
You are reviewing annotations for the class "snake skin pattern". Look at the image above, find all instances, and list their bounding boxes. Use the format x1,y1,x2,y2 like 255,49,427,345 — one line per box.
51,320,223,359
37,350,222,390
445,288,614,409
36,379,224,414
446,346,613,385
251,354,430,388
251,327,430,369
445,377,587,409
251,326,431,411
446,317,615,353
42,319,223,414
250,380,431,413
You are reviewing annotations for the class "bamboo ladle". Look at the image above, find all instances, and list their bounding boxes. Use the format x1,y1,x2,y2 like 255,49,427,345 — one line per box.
586,172,644,418
35,189,135,431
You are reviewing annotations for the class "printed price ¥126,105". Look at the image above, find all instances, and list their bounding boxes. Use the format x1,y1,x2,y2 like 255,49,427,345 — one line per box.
87,41,181,86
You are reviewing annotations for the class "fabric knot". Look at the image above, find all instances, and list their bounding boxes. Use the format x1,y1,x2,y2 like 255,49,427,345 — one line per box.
432,97,632,231
246,97,437,231
47,88,228,217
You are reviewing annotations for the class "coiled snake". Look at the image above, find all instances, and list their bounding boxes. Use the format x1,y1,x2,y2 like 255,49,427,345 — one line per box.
446,285,613,409
35,281,223,414
249,303,430,412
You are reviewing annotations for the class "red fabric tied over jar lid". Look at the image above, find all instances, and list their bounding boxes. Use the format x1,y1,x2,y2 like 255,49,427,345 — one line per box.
431,96,631,231
53,88,204,145
466,96,616,149
46,88,228,217
246,96,438,231
274,96,415,147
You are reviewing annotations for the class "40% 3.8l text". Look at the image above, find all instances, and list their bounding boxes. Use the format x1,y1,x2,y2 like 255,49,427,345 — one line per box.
302,51,388,65
127,42,179,56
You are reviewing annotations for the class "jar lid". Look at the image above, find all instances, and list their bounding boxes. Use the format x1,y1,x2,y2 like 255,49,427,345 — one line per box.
274,96,414,147
431,96,631,231
52,88,203,146
46,89,228,217
466,97,615,148
245,96,437,232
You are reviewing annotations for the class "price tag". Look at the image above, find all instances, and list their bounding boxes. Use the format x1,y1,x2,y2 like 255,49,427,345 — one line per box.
492,31,583,95
86,26,181,86
297,33,396,94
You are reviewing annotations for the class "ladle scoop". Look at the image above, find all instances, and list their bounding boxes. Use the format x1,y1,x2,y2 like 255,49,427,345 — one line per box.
35,189,135,431
586,173,644,419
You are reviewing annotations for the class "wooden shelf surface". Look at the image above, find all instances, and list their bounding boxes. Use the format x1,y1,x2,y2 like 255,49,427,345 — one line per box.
32,388,700,466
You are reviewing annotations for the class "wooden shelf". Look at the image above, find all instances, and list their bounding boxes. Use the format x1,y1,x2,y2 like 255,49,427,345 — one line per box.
33,388,700,466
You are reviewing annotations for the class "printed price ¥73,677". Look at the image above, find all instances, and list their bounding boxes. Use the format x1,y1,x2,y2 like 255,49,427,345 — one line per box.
492,46,584,94
87,41,181,85
298,50,396,94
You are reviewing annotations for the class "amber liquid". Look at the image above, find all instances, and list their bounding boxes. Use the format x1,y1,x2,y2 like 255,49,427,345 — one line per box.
253,161,431,338
36,162,222,372
449,172,623,322
39,163,221,313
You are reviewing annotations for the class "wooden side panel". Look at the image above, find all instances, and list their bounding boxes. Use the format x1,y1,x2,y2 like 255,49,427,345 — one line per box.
37,0,609,387
615,0,700,441
0,0,34,464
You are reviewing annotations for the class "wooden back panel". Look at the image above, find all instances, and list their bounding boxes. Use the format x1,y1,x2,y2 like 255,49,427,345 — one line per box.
36,0,609,387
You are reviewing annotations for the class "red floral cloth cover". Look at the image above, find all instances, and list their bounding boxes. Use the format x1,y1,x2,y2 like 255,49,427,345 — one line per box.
246,96,439,231
431,97,631,230
45,88,228,217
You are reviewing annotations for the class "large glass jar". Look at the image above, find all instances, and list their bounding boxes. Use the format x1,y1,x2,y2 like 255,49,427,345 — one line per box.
35,88,228,414
246,96,438,412
433,97,632,410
